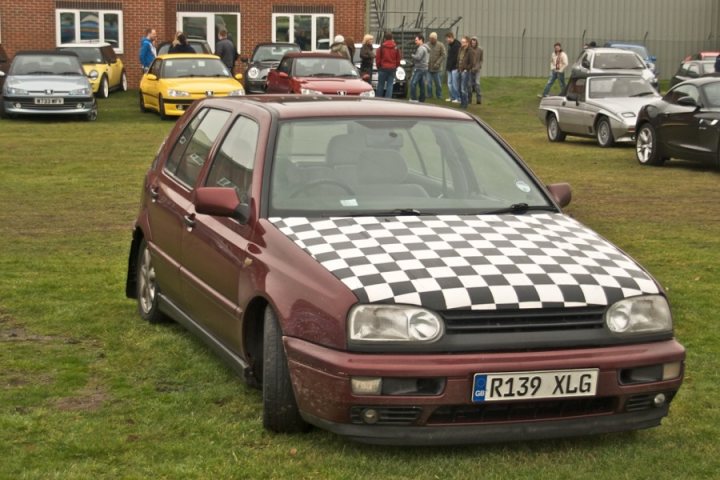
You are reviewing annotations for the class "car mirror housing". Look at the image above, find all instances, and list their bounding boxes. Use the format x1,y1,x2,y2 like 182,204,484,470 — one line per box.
146,73,158,81
546,183,572,208
195,187,250,223
677,96,699,108
278,71,289,79
234,73,243,81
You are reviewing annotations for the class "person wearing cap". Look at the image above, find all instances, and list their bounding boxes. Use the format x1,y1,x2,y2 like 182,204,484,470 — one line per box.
330,35,351,61
426,32,447,100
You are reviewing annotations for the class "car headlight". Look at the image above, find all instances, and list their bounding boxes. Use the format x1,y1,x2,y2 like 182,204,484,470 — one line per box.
228,89,245,96
621,112,636,118
300,88,323,95
168,89,190,97
395,67,406,81
69,87,90,96
6,86,28,95
348,305,444,344
605,295,672,335
360,90,375,97
248,67,259,79
88,70,99,80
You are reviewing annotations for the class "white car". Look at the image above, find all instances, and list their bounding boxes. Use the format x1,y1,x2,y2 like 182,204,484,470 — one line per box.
573,47,658,90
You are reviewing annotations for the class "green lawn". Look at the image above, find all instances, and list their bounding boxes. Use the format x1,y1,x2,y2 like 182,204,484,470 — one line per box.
1,83,719,479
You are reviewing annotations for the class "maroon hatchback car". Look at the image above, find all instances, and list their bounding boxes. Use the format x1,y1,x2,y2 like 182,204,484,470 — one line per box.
126,96,684,445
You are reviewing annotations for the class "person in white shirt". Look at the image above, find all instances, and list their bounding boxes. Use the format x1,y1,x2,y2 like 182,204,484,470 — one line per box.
541,42,568,97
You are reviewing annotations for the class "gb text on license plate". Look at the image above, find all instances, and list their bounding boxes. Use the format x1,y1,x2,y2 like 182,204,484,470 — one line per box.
472,369,599,403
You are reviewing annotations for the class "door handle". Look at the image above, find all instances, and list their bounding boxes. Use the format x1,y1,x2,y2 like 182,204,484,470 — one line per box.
149,186,159,201
183,214,196,229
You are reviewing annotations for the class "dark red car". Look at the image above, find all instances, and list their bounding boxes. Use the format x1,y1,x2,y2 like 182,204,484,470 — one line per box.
126,96,684,445
265,52,374,97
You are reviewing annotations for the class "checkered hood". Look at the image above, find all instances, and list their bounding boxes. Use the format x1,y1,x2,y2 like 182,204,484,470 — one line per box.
269,214,659,311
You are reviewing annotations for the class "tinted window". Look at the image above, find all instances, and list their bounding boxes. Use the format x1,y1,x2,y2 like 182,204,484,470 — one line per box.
253,44,300,62
567,78,586,101
165,108,231,187
161,58,230,78
206,116,259,204
666,84,700,104
703,82,720,107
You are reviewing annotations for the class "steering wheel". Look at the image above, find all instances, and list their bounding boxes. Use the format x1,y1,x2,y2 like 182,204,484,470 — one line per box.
290,179,355,198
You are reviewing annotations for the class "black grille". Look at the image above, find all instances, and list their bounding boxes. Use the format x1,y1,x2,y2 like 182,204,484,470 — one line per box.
441,307,607,335
13,99,90,111
350,406,422,425
428,397,615,424
625,392,675,412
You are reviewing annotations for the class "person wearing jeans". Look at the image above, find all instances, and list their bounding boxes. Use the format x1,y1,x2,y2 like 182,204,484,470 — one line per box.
425,32,446,100
375,31,401,98
541,42,569,97
409,35,429,102
445,32,461,102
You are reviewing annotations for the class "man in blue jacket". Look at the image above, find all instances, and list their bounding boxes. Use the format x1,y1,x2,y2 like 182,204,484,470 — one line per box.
139,28,157,72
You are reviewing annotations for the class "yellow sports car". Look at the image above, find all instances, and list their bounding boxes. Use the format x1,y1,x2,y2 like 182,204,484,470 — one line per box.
58,43,127,98
139,54,244,118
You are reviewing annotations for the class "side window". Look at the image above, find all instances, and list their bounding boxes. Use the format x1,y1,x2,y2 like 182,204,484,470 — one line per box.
149,59,162,77
669,84,700,104
277,58,292,74
205,116,259,204
567,78,585,100
687,64,700,78
164,108,231,187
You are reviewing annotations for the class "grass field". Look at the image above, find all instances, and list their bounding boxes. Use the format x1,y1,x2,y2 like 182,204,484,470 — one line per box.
1,81,719,479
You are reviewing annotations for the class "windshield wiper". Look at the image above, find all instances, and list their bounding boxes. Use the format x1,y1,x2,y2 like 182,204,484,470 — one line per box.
309,73,335,77
60,71,81,75
24,71,54,75
354,208,432,217
631,91,655,97
479,203,558,215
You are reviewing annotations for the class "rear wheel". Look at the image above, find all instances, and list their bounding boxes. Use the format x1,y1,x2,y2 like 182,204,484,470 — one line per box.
636,123,666,166
84,102,98,121
120,71,128,92
596,117,615,147
546,114,566,142
262,307,308,433
98,76,109,99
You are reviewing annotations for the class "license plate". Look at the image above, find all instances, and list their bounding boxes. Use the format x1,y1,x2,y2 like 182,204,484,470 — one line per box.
472,369,598,403
34,98,64,105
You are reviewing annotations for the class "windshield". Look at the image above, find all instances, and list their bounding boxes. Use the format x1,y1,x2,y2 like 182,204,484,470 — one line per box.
253,45,300,62
59,47,103,64
162,58,230,78
594,52,645,70
10,54,83,75
269,118,552,216
293,57,359,77
704,81,720,108
588,76,656,98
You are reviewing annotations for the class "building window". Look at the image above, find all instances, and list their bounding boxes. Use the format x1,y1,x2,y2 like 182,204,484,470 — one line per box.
56,9,123,53
177,13,241,54
272,13,333,51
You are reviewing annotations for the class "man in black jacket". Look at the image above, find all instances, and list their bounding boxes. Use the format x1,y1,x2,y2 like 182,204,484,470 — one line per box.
445,32,461,103
215,29,236,72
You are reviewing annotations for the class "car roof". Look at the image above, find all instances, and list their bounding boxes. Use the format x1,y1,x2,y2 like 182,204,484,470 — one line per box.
16,50,80,57
156,53,221,60
58,43,112,49
254,42,299,48
590,48,639,55
282,52,347,59
673,76,720,87
198,96,475,121
605,42,647,48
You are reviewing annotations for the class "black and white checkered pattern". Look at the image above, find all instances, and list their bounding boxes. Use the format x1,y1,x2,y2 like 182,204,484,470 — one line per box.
270,214,660,310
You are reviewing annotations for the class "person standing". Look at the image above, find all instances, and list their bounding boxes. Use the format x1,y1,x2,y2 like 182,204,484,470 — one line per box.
425,32,447,100
457,36,474,109
139,28,157,72
375,31,401,98
169,32,195,54
409,35,430,102
215,29,236,71
445,32,461,103
715,53,720,73
359,34,375,84
469,36,484,104
330,35,351,61
541,42,568,97
345,36,356,62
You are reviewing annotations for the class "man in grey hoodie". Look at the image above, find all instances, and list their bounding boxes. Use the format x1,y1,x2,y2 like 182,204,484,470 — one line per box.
409,35,430,102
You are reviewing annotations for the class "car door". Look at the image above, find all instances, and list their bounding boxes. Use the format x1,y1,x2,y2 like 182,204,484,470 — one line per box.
557,77,590,134
144,108,225,307
266,56,292,93
658,84,705,160
181,113,259,348
103,46,122,88
142,59,162,109
692,85,720,162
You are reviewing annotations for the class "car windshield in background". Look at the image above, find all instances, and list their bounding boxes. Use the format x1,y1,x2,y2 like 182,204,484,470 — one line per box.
294,57,358,77
162,58,230,78
60,47,103,64
10,55,83,75
701,62,716,75
617,45,649,59
588,77,655,98
253,45,299,62
595,53,645,69
704,82,720,108
269,118,552,216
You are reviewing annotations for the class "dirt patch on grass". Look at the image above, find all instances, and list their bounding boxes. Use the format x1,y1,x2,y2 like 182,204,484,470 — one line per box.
54,383,110,412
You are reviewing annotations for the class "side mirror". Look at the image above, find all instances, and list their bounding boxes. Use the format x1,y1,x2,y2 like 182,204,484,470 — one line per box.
581,59,590,69
240,55,249,63
146,73,158,81
566,92,579,103
677,96,699,108
650,55,657,62
547,183,572,208
195,187,250,223
278,71,289,79
234,73,243,81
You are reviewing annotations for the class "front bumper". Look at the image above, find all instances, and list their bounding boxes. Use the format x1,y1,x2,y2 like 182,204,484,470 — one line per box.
3,96,96,116
245,79,267,94
285,337,684,445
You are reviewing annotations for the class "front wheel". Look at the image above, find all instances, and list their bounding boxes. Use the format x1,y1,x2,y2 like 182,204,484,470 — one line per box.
546,114,566,142
136,239,167,323
262,307,309,433
636,123,666,166
84,103,98,122
120,71,128,92
158,95,167,120
98,76,109,99
596,117,615,147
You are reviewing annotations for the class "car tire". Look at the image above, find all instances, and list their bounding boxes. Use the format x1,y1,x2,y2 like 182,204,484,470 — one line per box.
120,71,128,92
139,91,147,113
546,114,566,142
596,117,615,147
135,239,168,324
635,123,666,166
84,102,98,122
158,95,168,120
262,307,309,434
98,75,109,99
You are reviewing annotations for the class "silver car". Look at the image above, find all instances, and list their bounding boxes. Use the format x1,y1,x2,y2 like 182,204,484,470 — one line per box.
1,51,97,121
538,74,660,147
573,47,658,90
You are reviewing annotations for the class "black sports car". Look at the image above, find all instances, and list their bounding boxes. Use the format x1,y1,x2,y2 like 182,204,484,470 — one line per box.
669,60,716,88
635,77,720,167
240,42,300,93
